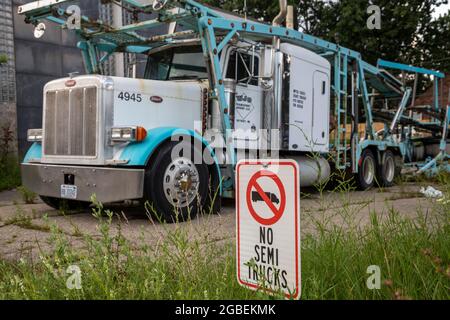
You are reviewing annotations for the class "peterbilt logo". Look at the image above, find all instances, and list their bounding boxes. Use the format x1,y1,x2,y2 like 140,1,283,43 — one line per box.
65,79,76,87
150,96,163,103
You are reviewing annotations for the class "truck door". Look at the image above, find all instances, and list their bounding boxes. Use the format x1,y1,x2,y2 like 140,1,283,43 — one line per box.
225,49,262,146
312,71,329,146
287,55,313,151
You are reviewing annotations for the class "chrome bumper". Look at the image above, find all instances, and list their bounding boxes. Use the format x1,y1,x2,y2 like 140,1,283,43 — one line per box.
21,163,145,203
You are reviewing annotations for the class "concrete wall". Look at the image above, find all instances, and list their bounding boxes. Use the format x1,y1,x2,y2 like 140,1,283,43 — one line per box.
13,0,99,157
415,77,450,108
12,1,163,157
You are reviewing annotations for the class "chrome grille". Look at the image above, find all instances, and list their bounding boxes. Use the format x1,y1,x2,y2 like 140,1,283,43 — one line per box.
44,87,98,157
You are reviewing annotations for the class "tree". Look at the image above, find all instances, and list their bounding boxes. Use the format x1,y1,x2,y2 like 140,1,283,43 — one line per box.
295,0,449,67
200,0,448,69
200,0,300,22
420,12,450,74
200,0,449,95
296,0,335,35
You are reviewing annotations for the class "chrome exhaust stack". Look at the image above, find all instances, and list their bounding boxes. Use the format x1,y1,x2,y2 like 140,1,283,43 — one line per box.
272,0,288,28
269,0,287,148
286,5,295,29
272,0,288,50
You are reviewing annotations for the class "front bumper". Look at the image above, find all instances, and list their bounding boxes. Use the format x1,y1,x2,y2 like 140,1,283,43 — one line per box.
21,163,145,203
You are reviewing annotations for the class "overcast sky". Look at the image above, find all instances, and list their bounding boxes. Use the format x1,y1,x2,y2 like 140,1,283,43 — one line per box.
433,3,450,19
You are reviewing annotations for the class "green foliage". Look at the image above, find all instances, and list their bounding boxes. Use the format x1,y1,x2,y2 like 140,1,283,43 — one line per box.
301,208,450,299
0,124,20,191
0,199,268,300
17,186,37,204
200,0,450,88
421,13,450,73
200,0,300,22
0,156,21,192
321,0,449,73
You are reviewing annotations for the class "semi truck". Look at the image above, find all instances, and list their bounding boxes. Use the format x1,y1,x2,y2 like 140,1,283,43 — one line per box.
19,0,450,222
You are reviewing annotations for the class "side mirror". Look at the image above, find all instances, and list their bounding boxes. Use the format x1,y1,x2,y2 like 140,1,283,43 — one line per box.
33,22,46,39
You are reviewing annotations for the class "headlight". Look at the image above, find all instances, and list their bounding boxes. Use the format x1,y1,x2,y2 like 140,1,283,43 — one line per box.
110,126,147,143
27,129,43,142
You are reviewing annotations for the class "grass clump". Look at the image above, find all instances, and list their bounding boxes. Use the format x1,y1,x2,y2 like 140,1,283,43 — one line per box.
17,186,37,204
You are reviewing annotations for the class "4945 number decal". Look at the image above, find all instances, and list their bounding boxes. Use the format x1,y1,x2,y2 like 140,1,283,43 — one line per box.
117,91,143,103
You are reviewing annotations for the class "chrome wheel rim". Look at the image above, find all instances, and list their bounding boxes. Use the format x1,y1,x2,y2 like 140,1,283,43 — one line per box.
362,156,375,185
163,157,200,208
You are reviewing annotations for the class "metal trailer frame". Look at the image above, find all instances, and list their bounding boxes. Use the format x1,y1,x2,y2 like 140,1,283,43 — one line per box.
19,0,450,188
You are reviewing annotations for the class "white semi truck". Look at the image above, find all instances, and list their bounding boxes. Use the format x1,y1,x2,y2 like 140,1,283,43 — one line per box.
19,0,450,222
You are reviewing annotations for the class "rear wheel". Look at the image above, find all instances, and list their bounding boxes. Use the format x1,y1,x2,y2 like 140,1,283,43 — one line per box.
143,141,210,223
40,196,91,212
377,150,398,187
356,149,377,190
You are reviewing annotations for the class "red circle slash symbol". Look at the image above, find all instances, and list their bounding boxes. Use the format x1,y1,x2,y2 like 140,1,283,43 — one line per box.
246,171,286,225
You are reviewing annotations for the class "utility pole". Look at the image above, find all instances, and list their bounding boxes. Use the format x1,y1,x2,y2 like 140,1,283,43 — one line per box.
112,1,125,77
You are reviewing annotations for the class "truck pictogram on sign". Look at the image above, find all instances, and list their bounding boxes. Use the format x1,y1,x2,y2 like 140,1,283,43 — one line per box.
246,171,286,226
251,191,280,205
236,160,301,300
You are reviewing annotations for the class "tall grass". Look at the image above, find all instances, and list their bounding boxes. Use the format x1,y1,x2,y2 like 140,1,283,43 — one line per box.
301,208,449,299
0,198,264,300
0,156,21,192
0,185,448,300
0,123,21,192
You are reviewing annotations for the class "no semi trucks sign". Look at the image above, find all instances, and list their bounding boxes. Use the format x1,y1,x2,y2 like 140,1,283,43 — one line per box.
236,160,301,300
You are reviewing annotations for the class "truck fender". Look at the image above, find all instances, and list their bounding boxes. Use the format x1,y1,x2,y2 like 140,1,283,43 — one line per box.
23,143,42,163
118,127,222,195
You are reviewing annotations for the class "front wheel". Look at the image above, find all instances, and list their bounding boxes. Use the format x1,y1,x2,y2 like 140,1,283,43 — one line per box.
143,141,210,223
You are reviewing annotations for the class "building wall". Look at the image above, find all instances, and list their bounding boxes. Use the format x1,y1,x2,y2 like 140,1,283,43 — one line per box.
0,0,18,155
13,0,99,157
11,1,160,157
415,77,450,108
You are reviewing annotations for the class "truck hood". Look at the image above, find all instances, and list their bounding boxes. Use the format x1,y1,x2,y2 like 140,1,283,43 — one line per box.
110,76,208,134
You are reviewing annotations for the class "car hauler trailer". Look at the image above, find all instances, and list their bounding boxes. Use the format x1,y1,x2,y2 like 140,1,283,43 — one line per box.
19,0,450,221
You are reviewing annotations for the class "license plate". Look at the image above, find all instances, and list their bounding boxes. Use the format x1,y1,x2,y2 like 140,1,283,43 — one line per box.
61,185,78,199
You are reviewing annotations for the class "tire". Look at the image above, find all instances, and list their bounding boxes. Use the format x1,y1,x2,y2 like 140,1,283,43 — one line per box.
40,196,91,212
377,150,399,187
143,140,210,223
356,149,377,190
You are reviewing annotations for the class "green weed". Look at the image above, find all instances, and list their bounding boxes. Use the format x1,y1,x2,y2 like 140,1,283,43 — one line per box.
0,156,21,192
17,186,37,204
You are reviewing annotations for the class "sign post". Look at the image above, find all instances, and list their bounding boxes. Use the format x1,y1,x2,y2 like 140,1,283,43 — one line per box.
236,160,301,300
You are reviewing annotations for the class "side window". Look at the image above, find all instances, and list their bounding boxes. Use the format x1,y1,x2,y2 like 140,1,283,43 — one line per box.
226,50,259,86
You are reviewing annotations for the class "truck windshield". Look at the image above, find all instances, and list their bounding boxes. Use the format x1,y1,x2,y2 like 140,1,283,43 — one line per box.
144,46,208,80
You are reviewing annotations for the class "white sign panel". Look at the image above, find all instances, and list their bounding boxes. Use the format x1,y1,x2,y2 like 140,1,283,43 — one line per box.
236,160,301,300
